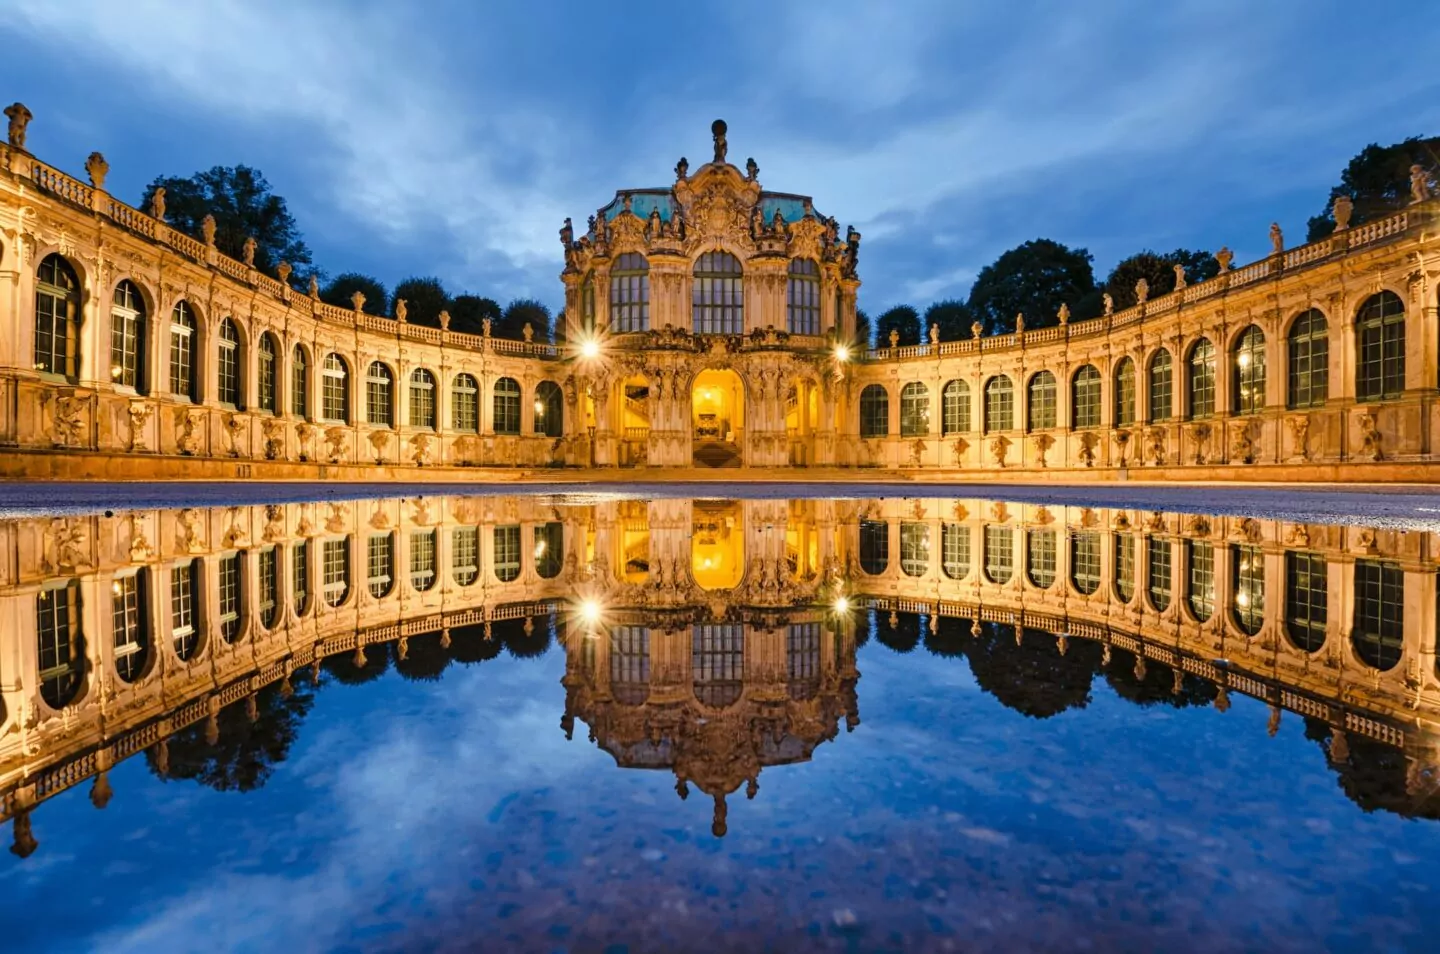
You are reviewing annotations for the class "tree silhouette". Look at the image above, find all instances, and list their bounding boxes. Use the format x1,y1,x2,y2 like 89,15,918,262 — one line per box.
1103,249,1219,311
392,276,450,327
321,273,388,315
966,239,1098,336
1306,136,1440,242
874,305,922,347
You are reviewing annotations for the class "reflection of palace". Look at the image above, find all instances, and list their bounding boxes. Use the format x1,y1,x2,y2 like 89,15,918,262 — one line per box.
3,496,1440,855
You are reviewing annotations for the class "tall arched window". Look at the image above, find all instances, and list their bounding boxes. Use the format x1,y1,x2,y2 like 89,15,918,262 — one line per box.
1149,349,1173,422
409,368,436,429
410,530,437,592
985,376,1014,432
111,570,150,683
110,280,146,392
37,580,84,708
292,539,310,617
692,251,743,334
859,520,889,574
170,300,199,401
451,373,479,432
579,271,596,334
1287,309,1329,409
787,258,821,335
35,254,81,382
367,533,395,599
1114,533,1135,603
1114,357,1136,427
900,382,929,437
258,334,278,414
1147,537,1172,611
218,551,244,643
1071,532,1101,595
534,380,563,437
1356,291,1405,401
1072,364,1101,429
1352,559,1403,670
452,526,479,586
1284,551,1327,652
291,345,309,418
693,623,744,708
942,523,970,579
365,362,394,426
493,377,521,435
859,384,889,438
1187,338,1215,419
984,526,1014,584
900,522,929,577
1232,325,1265,415
1233,544,1264,635
535,522,564,579
321,354,348,423
493,525,521,582
259,547,280,629
322,537,350,607
611,626,651,705
1026,529,1056,588
942,379,971,434
1027,372,1056,430
171,559,202,661
217,318,243,408
1186,540,1215,622
610,253,650,333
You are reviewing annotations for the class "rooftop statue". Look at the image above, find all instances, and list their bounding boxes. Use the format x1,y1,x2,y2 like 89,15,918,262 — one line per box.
675,156,689,181
1411,164,1431,203
149,186,166,222
1270,222,1284,255
711,119,728,164
3,101,31,149
746,157,759,181
559,217,574,248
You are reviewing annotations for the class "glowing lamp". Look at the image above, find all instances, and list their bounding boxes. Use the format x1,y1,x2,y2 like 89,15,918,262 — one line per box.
579,598,603,625
580,338,601,359
833,595,850,614
834,344,851,363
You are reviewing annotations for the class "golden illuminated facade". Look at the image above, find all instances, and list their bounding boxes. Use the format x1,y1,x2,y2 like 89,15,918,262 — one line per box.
4,105,1440,479
3,494,1440,855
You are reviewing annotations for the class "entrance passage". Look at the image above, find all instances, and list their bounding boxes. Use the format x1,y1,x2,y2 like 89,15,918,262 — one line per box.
692,368,744,468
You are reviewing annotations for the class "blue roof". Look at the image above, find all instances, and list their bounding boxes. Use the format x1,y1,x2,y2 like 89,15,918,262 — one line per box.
599,190,824,225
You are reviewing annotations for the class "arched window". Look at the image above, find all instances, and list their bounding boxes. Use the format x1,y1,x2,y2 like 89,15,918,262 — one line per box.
110,280,146,392
1072,365,1101,429
859,384,889,438
1187,540,1214,622
1027,372,1056,430
1232,325,1265,415
258,547,280,630
291,346,309,418
322,537,350,607
1284,551,1327,652
451,373,479,432
1114,358,1136,427
942,523,970,579
1233,544,1264,635
787,623,820,701
35,254,81,382
535,522,564,579
692,251,743,334
111,570,150,683
984,375,1014,432
1027,529,1056,588
258,334,278,414
410,530,437,592
786,258,821,335
218,551,244,643
1352,559,1402,670
859,520,889,574
941,380,971,434
321,354,348,423
365,362,393,426
217,317,242,408
1071,532,1101,595
1356,291,1405,401
1147,537,1172,611
1114,533,1135,603
1287,309,1329,409
171,559,202,661
579,271,596,334
900,522,929,577
610,253,650,333
37,580,84,708
693,623,743,708
1148,349,1173,422
900,382,929,437
292,540,310,617
535,380,563,437
367,533,395,599
611,626,651,705
1187,338,1215,419
408,368,436,429
170,300,199,401
452,526,479,586
493,376,521,435
984,525,1014,584
493,525,521,582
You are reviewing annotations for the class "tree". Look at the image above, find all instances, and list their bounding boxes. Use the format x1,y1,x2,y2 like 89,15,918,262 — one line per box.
499,298,552,340
450,294,503,336
966,239,1097,336
854,308,873,349
1307,136,1440,242
923,299,973,341
392,276,450,327
321,273,387,315
140,165,314,282
875,304,922,347
1103,248,1219,311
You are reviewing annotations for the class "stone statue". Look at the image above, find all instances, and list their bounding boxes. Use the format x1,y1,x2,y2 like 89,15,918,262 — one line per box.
650,206,663,238
825,216,839,245
621,193,633,213
277,261,292,285
1332,194,1353,231
889,329,900,348
711,119,728,164
675,156,688,181
929,323,939,345
523,322,534,343
242,236,257,268
1411,164,1431,203
559,216,574,248
749,205,763,237
1215,246,1234,271
3,102,32,149
971,320,983,339
1057,303,1070,325
844,225,861,273
439,310,451,331
772,208,786,235
308,275,320,299
745,157,759,181
202,213,216,246
394,298,407,323
350,290,366,312
1173,263,1187,289
85,151,108,190
1102,292,1114,315
482,317,492,337
1134,278,1149,304
1014,312,1025,334
586,214,596,237
150,186,167,222
1269,222,1283,255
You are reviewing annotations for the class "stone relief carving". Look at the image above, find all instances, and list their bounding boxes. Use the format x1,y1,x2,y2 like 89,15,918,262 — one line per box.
127,513,155,562
46,391,85,447
1357,411,1382,462
1189,422,1212,465
127,400,153,452
1113,429,1131,466
950,437,969,467
1146,427,1168,465
176,508,206,553
410,432,434,466
41,518,90,572
368,430,391,464
323,426,348,463
1078,432,1100,467
261,417,285,460
222,413,247,458
1031,433,1054,467
1286,414,1311,462
1229,418,1259,464
988,435,1011,468
175,407,205,456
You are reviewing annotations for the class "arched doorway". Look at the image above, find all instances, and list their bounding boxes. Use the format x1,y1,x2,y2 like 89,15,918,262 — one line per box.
692,368,744,467
692,500,744,590
619,373,650,467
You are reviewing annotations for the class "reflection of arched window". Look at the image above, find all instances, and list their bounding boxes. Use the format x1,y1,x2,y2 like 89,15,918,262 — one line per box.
900,522,929,577
1114,533,1135,603
693,623,744,707
409,369,437,429
451,373,478,432
610,626,650,704
534,380,563,437
259,547,280,629
321,354,348,423
1149,349,1173,422
493,377,521,435
111,279,146,392
1027,372,1056,430
610,253,650,333
786,258,821,335
984,525,1013,584
1232,544,1264,635
534,521,563,578
219,551,244,643
1114,358,1136,427
1027,529,1056,588
1352,560,1402,670
217,317,243,408
1072,365,1101,429
942,380,971,434
1232,325,1265,415
452,526,479,586
322,537,350,607
170,301,199,401
1188,339,1215,419
365,362,393,426
1071,532,1100,595
942,523,970,580
291,345,309,418
493,525,521,582
172,559,202,661
692,251,743,334
1284,551,1327,652
859,384,888,438
258,333,278,414
1287,309,1328,409
37,580,84,708
787,623,820,700
1147,537,1171,611
292,540,310,617
859,519,889,574
112,570,150,683
985,376,1014,432
1186,540,1214,622
367,533,395,599
1356,291,1405,402
900,382,929,437
410,530,437,592
35,254,81,382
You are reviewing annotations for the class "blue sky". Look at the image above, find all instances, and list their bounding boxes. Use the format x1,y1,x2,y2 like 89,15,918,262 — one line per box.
4,1,1438,318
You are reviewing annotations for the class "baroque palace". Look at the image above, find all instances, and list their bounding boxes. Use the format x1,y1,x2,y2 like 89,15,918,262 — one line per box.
3,494,1439,853
4,108,1440,481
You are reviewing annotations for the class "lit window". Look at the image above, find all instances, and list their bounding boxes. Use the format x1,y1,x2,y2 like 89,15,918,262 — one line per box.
35,254,81,382
534,381,563,437
985,376,1014,432
786,258,821,335
493,377,521,435
110,279,146,391
534,522,563,579
1027,372,1057,430
611,253,650,333
859,385,889,438
1232,325,1265,415
692,251,743,335
1232,543,1264,634
900,382,929,437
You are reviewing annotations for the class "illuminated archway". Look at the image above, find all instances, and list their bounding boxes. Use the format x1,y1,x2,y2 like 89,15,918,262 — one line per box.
692,368,745,467
692,500,744,590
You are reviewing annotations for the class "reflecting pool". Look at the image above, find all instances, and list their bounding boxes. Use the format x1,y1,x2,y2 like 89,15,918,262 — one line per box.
2,490,1439,952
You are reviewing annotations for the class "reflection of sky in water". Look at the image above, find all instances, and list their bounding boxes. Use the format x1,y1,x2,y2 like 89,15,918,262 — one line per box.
4,635,1439,953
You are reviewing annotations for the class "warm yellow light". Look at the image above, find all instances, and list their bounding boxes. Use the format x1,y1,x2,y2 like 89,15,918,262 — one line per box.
534,539,547,557
580,338,601,359
834,595,850,614
579,598,603,625
834,344,851,363
1238,352,1251,368
110,364,123,379
534,400,545,415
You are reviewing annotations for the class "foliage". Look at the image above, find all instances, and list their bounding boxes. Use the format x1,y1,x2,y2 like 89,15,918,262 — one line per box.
1306,136,1440,242
854,308,873,349
875,304,922,347
499,298,552,340
1103,249,1219,311
392,276,450,327
450,294,503,336
923,299,973,341
322,272,388,316
966,238,1097,335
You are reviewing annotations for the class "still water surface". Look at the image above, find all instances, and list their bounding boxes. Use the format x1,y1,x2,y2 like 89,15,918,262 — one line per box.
1,490,1437,952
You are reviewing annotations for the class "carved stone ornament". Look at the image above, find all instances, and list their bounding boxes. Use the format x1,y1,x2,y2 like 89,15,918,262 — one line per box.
1215,247,1234,272
989,434,1012,468
1189,422,1212,465
127,400,153,451
262,505,286,543
410,432,434,466
242,236,257,268
4,101,33,149
1357,411,1382,462
150,186,166,222
950,437,969,467
1332,195,1354,231
324,426,348,463
1113,429,1132,466
1228,418,1258,464
46,390,85,447
1411,164,1431,204
1146,427,1168,465
1031,433,1055,467
1269,223,1284,255
177,508,206,553
261,417,285,460
1078,432,1100,467
368,429,391,463
41,517,90,572
175,406,205,456
127,513,155,562
85,151,109,190
201,213,216,246
222,413,247,458
1286,414,1311,462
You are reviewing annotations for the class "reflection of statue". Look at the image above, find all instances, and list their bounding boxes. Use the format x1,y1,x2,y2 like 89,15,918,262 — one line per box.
4,101,33,149
711,119,728,163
